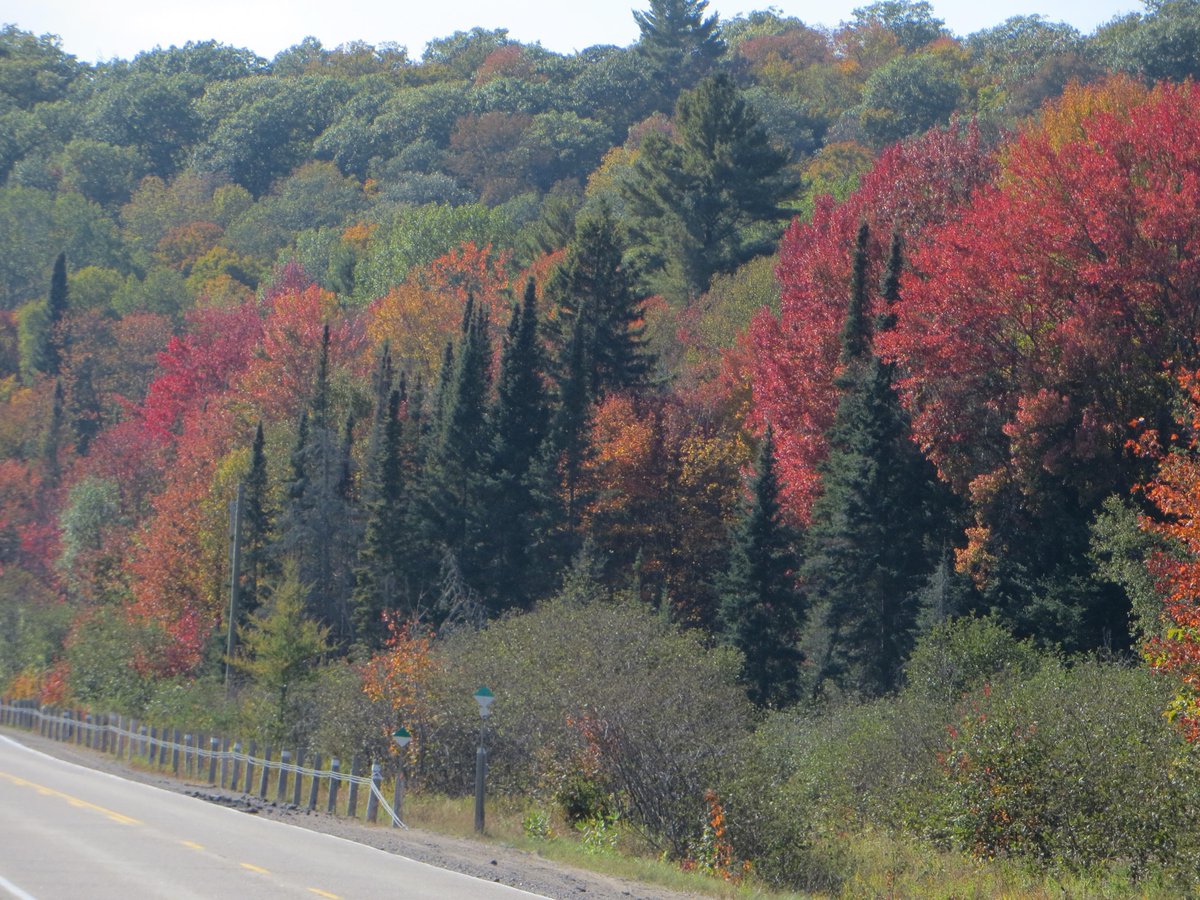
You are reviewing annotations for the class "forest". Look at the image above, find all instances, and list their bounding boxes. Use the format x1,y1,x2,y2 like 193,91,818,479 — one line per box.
6,0,1200,892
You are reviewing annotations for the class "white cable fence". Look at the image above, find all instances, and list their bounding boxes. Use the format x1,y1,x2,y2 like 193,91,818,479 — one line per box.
0,698,408,828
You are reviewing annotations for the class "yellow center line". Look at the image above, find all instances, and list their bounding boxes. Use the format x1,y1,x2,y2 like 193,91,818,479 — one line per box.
0,770,141,825
308,890,341,899
180,840,205,851
240,862,270,875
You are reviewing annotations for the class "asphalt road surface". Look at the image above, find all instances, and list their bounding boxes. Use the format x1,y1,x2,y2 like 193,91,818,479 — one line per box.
0,734,547,899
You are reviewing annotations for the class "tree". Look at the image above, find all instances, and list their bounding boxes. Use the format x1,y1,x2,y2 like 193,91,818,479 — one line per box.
428,298,494,604
718,426,804,707
486,279,550,612
231,559,331,743
876,78,1200,649
624,74,799,300
751,123,995,520
275,327,361,645
353,385,406,647
44,253,68,379
633,0,726,109
801,222,943,697
240,421,274,621
546,207,653,398
855,48,968,147
850,1,946,51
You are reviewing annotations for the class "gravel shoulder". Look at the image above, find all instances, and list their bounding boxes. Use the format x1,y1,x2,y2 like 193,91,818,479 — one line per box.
1,726,696,900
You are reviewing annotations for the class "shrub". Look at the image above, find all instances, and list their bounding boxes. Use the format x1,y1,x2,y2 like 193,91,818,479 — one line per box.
936,659,1200,885
904,614,1044,702
422,592,753,856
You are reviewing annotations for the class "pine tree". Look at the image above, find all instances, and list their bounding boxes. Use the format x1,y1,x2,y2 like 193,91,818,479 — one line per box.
487,279,551,612
802,222,943,697
546,206,653,399
718,425,805,707
633,0,725,109
43,378,65,487
624,74,799,300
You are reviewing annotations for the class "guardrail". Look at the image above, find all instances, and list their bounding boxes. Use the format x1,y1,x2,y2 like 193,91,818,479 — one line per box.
0,698,409,828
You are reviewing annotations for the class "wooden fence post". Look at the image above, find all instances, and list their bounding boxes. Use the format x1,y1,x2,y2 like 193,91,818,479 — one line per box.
327,759,340,815
277,750,290,802
367,762,382,824
257,746,272,799
242,740,256,793
292,750,305,806
347,755,362,819
307,753,322,811
230,742,242,791
208,737,219,784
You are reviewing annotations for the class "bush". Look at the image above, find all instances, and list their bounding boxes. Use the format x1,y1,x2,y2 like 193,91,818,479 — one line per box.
904,614,1044,702
936,659,1200,885
422,592,753,856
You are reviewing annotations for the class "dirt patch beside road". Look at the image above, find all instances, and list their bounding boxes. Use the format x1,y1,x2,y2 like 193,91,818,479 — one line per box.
1,727,697,900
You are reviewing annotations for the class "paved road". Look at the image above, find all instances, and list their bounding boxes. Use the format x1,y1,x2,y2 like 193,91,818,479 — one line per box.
0,734,546,899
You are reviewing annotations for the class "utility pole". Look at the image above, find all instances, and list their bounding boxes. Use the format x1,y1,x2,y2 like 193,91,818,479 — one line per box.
225,481,244,694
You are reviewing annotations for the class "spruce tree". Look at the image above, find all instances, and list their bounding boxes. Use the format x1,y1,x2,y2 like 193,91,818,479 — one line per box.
352,388,406,647
802,222,943,697
546,206,653,399
487,279,551,612
276,338,361,646
718,425,805,708
527,312,594,590
430,300,494,603
241,421,274,621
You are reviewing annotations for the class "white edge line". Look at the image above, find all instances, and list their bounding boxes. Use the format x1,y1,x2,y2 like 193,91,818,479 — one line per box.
0,733,547,899
0,872,38,900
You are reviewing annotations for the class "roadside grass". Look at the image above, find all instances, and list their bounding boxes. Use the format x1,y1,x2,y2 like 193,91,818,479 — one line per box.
396,793,1186,900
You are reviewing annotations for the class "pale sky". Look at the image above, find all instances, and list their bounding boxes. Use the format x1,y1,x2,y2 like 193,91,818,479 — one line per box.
4,0,1143,64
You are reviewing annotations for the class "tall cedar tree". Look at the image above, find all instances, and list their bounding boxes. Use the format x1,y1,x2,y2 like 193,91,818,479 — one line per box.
487,279,550,612
624,74,799,300
430,297,494,604
633,0,725,110
546,206,653,399
718,425,805,708
44,252,68,378
240,421,274,622
802,222,941,697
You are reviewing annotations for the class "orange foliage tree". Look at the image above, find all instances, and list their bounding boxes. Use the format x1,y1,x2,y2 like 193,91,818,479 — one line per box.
366,242,511,380
360,612,439,759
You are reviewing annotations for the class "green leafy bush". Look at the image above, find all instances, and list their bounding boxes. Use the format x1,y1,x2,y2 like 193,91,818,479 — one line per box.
422,591,752,856
935,660,1200,884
